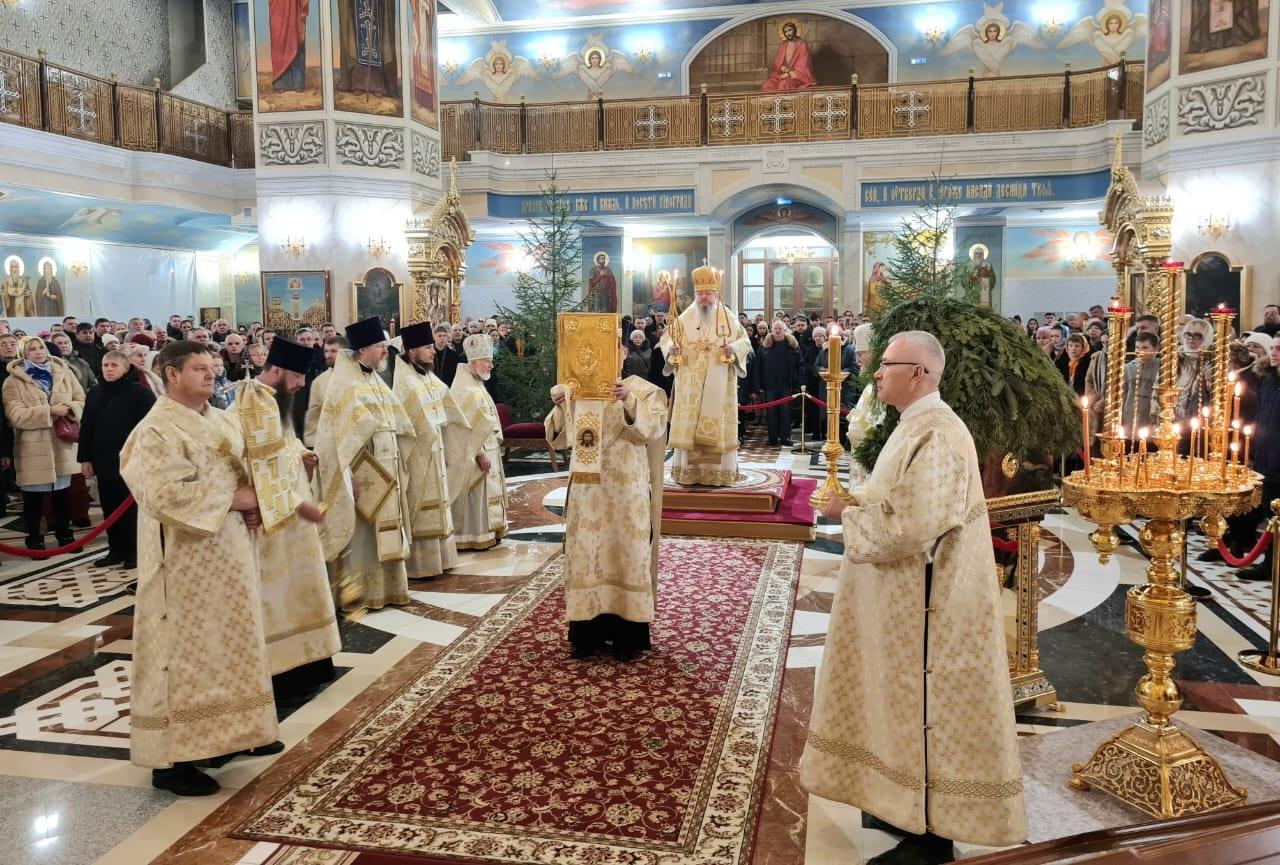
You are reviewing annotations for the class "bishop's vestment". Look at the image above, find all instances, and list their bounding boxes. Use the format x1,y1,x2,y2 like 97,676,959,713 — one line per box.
658,301,750,486
393,355,469,577
446,364,508,550
120,397,278,768
230,379,341,676
315,353,415,609
545,377,667,630
800,392,1026,847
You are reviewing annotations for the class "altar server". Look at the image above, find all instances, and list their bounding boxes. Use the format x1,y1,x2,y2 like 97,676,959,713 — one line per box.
801,331,1026,865
120,341,279,796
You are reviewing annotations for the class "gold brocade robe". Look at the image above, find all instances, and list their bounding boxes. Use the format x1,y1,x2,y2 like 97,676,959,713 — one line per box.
800,393,1026,847
658,301,750,486
230,379,341,676
545,377,667,623
446,364,508,550
119,397,278,768
315,353,415,609
393,356,468,578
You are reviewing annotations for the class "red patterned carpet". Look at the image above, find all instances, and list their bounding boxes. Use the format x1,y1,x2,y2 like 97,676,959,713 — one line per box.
236,538,802,865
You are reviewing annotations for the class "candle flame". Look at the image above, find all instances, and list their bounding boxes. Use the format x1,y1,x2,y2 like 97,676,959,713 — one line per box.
1232,418,1241,430
1231,441,1239,453
1202,406,1211,418
1081,396,1089,409
1245,424,1254,435
1228,371,1237,382
1138,427,1150,440
1190,417,1200,430
1235,382,1243,396
1173,423,1181,437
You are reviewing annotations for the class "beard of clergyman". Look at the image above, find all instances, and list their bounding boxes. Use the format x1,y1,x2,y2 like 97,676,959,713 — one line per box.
693,300,717,332
274,385,294,424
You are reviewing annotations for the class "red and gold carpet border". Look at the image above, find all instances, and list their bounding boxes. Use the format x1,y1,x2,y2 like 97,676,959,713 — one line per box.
236,539,801,865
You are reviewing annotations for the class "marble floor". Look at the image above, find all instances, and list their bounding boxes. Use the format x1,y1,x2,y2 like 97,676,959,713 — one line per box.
0,429,1277,865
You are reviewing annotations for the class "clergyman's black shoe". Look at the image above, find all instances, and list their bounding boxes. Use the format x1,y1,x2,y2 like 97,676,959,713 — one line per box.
867,833,956,865
152,763,219,796
1239,563,1274,582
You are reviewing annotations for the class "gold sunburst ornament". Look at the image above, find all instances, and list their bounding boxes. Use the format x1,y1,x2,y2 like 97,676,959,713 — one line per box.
1001,453,1020,478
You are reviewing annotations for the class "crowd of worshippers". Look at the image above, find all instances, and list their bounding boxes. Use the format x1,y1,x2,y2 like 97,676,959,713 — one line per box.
0,315,512,796
1012,302,1280,582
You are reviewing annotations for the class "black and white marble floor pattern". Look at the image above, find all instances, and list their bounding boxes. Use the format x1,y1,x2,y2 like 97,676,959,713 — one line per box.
0,430,1275,864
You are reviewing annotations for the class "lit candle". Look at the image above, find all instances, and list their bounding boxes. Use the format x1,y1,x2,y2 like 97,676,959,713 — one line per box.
828,323,840,375
1232,381,1242,428
1231,418,1242,465
1230,442,1240,479
1201,406,1212,461
1245,424,1254,467
1081,396,1091,478
1141,427,1152,483
1188,417,1199,484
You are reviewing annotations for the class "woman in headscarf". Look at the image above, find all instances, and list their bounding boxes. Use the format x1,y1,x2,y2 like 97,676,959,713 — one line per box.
3,335,86,549
621,327,652,379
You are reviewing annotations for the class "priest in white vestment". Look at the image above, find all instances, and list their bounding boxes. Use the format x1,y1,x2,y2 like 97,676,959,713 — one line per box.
315,318,415,610
393,322,470,578
446,334,508,550
658,265,750,486
802,331,1026,865
120,341,280,797
545,373,667,660
230,337,341,705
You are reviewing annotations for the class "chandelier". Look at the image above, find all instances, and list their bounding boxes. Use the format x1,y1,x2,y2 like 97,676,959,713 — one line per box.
779,245,812,264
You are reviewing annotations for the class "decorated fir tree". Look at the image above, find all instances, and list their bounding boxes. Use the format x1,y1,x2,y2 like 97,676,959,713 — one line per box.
854,180,1080,475
880,178,977,307
493,173,586,422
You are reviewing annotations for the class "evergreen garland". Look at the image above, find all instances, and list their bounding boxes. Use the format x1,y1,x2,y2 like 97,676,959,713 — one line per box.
493,173,585,421
853,297,1081,472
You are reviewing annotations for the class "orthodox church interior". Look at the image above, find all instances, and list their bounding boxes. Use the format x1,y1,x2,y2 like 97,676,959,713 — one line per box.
1,0,1280,861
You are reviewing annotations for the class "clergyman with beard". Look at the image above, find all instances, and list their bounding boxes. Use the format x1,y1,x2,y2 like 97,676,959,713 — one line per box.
227,338,341,706
446,333,509,550
392,322,473,579
314,317,416,610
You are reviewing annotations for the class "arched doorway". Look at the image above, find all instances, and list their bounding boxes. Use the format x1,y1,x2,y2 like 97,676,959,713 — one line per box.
688,13,890,94
731,200,840,320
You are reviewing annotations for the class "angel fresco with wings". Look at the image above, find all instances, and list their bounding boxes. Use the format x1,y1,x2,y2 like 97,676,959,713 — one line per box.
1058,0,1148,64
941,3,1043,77
552,34,636,98
458,40,540,102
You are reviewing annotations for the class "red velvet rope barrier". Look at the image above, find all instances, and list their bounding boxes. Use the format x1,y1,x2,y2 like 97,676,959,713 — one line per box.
802,393,852,416
0,494,136,559
737,394,800,412
1218,531,1273,568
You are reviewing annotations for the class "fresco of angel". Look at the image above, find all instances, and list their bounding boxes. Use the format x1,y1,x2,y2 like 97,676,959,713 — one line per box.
458,40,540,103
1057,0,1148,64
941,3,1044,77
552,34,636,98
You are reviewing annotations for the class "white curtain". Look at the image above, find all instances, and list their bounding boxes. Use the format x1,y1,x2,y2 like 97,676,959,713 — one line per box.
89,246,197,322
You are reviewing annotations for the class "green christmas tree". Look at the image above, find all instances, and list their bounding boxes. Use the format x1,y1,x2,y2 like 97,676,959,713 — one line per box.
493,173,586,422
854,178,1080,473
879,175,978,307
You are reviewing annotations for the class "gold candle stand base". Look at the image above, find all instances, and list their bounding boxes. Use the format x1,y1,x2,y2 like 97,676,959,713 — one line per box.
1238,651,1280,676
1070,719,1247,819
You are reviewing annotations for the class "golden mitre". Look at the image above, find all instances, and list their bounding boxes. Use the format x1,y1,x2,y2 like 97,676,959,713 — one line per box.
691,264,721,294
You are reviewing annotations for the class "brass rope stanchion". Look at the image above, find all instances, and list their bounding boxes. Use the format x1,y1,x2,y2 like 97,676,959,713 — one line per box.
791,385,810,454
1239,499,1280,676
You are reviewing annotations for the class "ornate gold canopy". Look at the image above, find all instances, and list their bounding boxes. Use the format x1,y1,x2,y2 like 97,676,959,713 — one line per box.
1101,134,1173,314
406,158,475,325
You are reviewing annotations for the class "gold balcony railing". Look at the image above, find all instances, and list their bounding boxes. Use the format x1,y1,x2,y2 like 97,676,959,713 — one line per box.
0,47,254,168
442,61,1144,161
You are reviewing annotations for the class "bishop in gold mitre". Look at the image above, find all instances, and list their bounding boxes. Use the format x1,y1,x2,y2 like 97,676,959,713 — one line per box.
657,264,751,486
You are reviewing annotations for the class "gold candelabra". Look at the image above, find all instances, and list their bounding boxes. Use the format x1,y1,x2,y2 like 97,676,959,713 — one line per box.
810,326,851,509
1064,264,1259,819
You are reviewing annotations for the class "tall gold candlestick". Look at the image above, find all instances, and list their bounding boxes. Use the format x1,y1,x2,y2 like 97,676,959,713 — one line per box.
1082,396,1092,479
809,325,850,509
